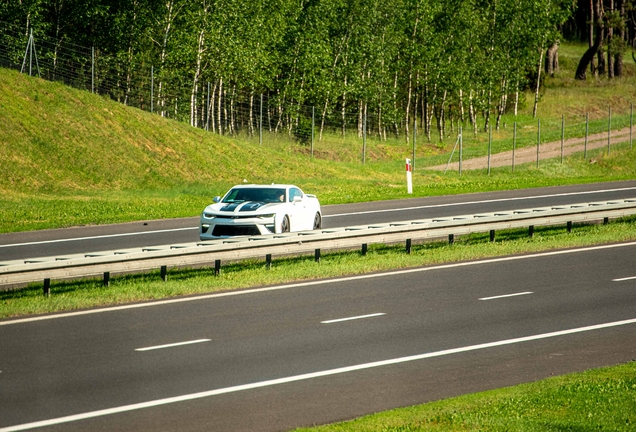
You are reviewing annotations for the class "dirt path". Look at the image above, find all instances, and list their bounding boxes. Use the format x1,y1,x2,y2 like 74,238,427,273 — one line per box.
426,126,634,171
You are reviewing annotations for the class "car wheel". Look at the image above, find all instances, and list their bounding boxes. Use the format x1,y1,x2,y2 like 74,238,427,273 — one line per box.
281,215,290,233
313,212,322,230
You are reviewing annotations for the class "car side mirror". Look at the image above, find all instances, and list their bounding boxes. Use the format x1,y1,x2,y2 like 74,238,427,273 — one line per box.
293,196,302,203
212,196,221,203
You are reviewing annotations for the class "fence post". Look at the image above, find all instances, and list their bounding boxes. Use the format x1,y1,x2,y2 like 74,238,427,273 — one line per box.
561,114,564,164
487,124,492,175
311,106,315,158
151,66,154,113
91,47,95,93
512,121,516,172
259,94,263,146
363,108,367,164
21,29,40,77
537,118,540,168
583,113,590,160
412,113,416,171
631,103,633,151
608,106,611,155
459,126,463,176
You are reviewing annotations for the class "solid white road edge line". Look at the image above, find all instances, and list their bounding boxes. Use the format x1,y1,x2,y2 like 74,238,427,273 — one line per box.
613,276,636,282
325,186,636,217
135,339,211,352
2,317,636,432
479,292,534,301
3,240,636,326
0,227,196,248
321,313,386,324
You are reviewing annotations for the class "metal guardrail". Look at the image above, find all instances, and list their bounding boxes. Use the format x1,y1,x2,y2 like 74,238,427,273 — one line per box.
2,199,636,292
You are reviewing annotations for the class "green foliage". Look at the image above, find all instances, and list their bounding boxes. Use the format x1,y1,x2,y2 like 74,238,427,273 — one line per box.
0,0,574,140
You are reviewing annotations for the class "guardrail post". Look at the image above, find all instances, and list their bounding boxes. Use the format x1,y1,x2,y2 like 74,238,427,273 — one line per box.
315,249,321,262
604,217,609,225
160,265,168,281
266,254,272,269
449,234,454,245
43,278,50,296
567,221,572,233
103,272,110,287
489,230,495,242
361,244,368,256
214,259,221,276
406,239,412,254
529,225,534,237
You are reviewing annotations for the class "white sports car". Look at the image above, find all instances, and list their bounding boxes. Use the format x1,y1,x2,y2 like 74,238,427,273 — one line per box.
199,184,322,239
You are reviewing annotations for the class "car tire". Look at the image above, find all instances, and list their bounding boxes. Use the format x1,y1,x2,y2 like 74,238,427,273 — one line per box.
313,212,322,230
281,215,290,233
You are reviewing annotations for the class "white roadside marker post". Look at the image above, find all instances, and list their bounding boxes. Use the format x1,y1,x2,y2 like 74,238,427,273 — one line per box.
406,158,413,194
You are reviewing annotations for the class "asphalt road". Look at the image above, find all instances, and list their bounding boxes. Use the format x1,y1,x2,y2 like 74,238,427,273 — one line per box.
1,241,636,431
2,180,636,261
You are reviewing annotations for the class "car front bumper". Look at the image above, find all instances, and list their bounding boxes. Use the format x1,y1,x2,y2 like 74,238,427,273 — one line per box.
199,215,276,239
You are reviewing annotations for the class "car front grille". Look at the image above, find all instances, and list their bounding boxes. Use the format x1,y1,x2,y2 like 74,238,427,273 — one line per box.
212,225,261,236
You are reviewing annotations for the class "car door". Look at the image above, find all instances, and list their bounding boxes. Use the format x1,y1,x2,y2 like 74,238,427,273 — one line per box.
288,187,311,231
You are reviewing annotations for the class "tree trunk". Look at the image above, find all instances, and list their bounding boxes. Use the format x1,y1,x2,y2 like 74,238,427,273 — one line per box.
545,41,559,76
217,78,223,134
608,0,614,78
392,70,399,138
589,0,596,74
458,89,465,124
514,80,519,116
576,0,605,80
209,81,217,133
229,85,235,134
615,0,625,77
342,74,347,137
155,0,181,117
249,92,254,136
190,27,205,128
469,89,477,137
319,96,329,141
496,77,507,130
405,70,412,144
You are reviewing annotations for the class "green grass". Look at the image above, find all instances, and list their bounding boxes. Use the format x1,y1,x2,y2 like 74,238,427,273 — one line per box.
294,361,636,431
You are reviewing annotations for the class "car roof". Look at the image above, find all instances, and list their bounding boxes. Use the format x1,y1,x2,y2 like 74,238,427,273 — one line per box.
229,184,297,189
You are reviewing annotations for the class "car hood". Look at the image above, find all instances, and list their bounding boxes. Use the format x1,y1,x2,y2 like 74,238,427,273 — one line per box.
203,201,283,215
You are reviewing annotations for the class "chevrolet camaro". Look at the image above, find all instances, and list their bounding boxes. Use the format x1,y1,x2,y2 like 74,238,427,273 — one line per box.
199,184,322,239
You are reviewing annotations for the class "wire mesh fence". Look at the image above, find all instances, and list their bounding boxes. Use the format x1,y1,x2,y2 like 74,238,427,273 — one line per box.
433,108,635,174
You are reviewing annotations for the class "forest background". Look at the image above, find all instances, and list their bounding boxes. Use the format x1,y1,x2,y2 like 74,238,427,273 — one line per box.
0,0,634,145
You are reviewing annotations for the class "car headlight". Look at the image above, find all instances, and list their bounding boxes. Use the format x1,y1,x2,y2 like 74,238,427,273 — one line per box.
203,213,216,219
257,213,276,219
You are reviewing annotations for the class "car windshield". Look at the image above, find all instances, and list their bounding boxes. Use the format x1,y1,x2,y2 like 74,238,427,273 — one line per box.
223,188,286,203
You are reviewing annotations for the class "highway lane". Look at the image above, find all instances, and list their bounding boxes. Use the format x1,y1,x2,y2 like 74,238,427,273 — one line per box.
1,242,635,431
2,179,636,261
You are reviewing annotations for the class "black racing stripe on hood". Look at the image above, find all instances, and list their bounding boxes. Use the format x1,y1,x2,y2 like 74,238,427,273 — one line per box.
239,201,267,212
219,202,270,212
220,203,241,212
